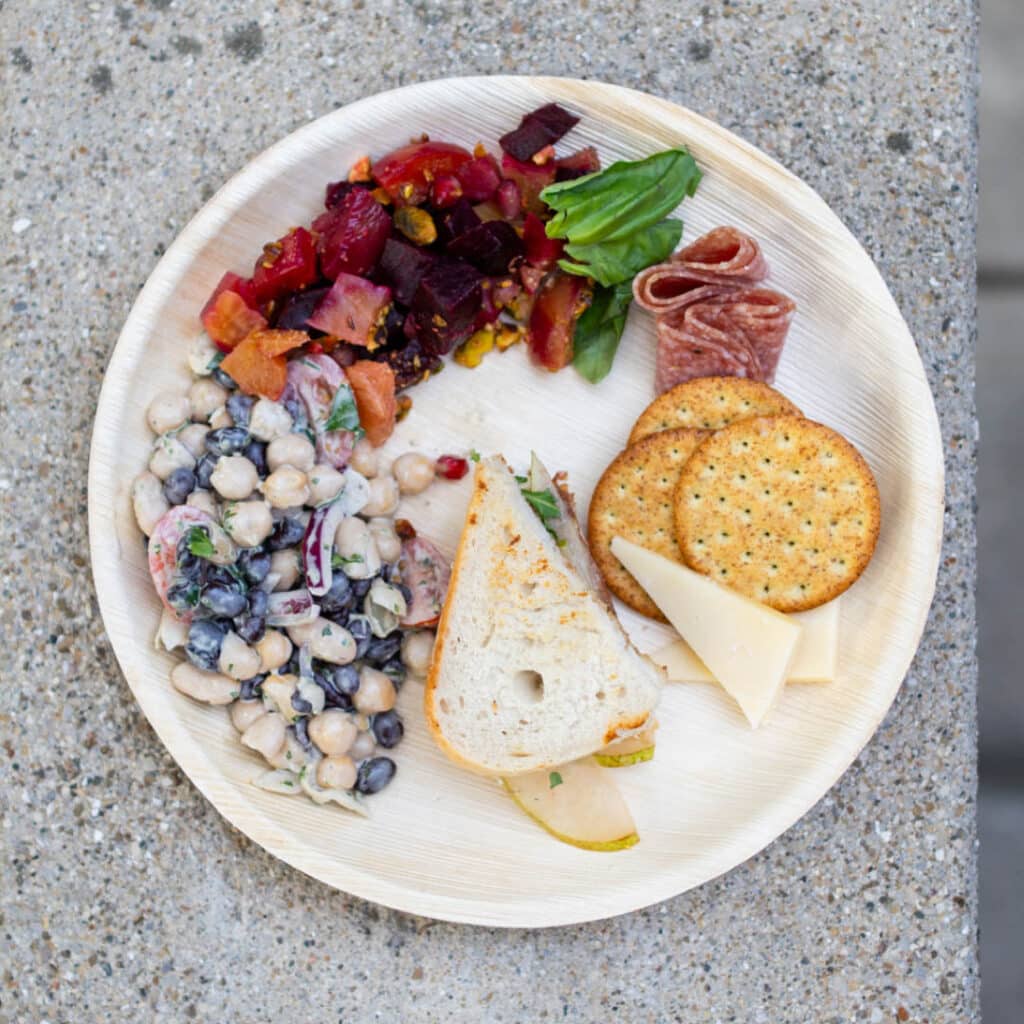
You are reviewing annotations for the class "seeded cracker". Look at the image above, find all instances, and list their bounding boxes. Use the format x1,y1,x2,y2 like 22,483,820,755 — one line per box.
629,376,801,444
673,415,881,612
588,428,710,619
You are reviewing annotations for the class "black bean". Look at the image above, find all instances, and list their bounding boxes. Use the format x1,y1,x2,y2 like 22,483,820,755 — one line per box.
291,690,314,716
236,614,266,644
366,634,402,665
291,717,315,753
381,656,406,688
247,588,269,617
319,573,354,617
226,393,255,428
282,650,301,677
163,467,196,506
212,367,237,390
351,578,373,599
370,711,404,749
186,619,227,671
166,580,201,614
244,441,268,477
315,669,354,711
203,563,244,589
267,516,305,551
346,616,372,659
206,426,251,457
237,548,271,586
331,664,361,696
200,584,247,618
174,546,203,582
195,454,217,489
238,675,266,701
283,396,308,434
355,757,396,795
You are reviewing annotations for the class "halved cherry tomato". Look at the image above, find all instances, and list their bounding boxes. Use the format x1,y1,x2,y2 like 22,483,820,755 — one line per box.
372,141,474,205
527,271,590,372
346,359,397,447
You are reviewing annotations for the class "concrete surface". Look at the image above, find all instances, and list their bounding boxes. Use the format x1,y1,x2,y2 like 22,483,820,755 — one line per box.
0,2,977,1022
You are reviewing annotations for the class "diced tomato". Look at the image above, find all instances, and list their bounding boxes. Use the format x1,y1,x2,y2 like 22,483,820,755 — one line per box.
527,271,590,372
523,212,565,270
346,360,397,447
201,289,268,353
308,273,392,348
500,153,556,214
312,187,391,280
248,227,319,305
220,333,288,399
372,141,474,205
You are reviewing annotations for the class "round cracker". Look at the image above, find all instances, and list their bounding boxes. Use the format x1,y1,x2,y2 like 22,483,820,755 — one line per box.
588,428,710,620
673,415,880,612
629,377,802,445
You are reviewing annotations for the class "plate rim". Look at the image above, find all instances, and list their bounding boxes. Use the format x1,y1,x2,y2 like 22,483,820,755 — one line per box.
87,74,945,927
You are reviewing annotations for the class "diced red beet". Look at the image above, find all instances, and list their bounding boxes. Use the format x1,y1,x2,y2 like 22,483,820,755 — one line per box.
491,276,522,309
372,141,474,205
376,237,437,307
555,146,601,181
324,179,357,209
248,227,319,305
271,285,331,333
498,103,580,162
500,154,556,214
410,259,484,356
454,155,501,202
435,198,481,246
523,212,565,270
527,271,590,372
447,220,524,276
312,187,392,280
495,179,522,219
375,335,443,391
435,454,469,480
308,273,392,347
430,174,464,208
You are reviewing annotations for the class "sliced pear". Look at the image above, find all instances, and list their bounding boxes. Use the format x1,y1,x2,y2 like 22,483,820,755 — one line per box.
502,757,638,851
595,723,658,767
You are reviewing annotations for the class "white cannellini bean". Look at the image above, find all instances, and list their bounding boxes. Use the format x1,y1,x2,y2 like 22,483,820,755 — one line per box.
131,472,169,536
186,489,219,518
286,617,323,647
307,463,346,506
170,663,238,705
188,377,229,421
242,713,287,760
348,730,377,761
393,452,436,495
262,675,299,720
256,630,292,673
354,666,396,715
248,398,293,442
230,699,267,733
208,405,233,430
188,332,220,376
317,755,357,791
222,499,273,548
178,423,211,458
401,630,435,677
360,474,400,517
296,678,326,715
367,517,402,563
267,729,311,770
267,434,316,474
218,631,262,681
210,455,259,500
269,548,301,591
307,710,358,756
334,517,381,579
309,621,356,665
146,391,191,435
349,437,378,478
149,435,196,481
261,466,310,509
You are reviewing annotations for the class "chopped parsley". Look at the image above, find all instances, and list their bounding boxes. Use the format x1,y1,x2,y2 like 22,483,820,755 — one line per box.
206,351,225,372
185,526,215,559
548,771,563,789
323,382,365,438
469,448,481,463
331,552,364,569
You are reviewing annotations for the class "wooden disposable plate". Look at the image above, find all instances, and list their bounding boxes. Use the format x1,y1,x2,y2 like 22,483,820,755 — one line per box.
88,76,943,927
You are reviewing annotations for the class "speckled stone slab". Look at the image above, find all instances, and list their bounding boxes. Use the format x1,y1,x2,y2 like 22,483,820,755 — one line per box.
0,2,977,1022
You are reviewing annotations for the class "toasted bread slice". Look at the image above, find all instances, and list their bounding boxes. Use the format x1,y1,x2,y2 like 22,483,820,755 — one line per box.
425,455,664,776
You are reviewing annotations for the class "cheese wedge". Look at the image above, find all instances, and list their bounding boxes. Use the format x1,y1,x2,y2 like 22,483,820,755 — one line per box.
652,599,840,685
611,537,800,728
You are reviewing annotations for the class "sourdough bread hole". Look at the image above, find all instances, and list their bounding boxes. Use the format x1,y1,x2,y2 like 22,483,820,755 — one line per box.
512,670,544,704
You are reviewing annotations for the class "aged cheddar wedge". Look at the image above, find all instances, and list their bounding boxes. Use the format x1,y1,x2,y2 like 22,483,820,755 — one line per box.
610,537,800,728
651,599,840,685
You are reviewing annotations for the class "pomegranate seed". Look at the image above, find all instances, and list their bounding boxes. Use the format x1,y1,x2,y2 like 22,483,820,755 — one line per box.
436,454,470,480
306,341,324,355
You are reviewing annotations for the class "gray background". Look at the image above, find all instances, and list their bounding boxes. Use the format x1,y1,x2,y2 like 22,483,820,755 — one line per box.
1,2,979,1022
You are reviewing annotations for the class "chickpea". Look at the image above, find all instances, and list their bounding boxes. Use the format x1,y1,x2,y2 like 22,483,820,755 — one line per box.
354,666,396,715
309,621,357,665
131,472,169,536
367,517,402,563
208,405,233,430
230,699,267,733
170,663,238,705
149,435,196,481
223,499,273,548
269,547,301,591
267,434,316,474
393,452,436,495
334,517,381,579
186,489,220,519
308,710,358,756
248,398,294,442
308,463,346,506
146,391,190,435
361,474,400,517
210,455,259,500
256,630,292,673
188,332,220,376
348,730,377,761
285,616,323,647
349,437,378,478
401,630,435,677
317,754,357,791
178,423,211,458
188,377,229,422
262,674,299,721
241,713,286,761
261,466,310,509
218,630,262,681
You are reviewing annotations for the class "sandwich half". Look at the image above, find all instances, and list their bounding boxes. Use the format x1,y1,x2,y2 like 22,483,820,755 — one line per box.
425,454,664,776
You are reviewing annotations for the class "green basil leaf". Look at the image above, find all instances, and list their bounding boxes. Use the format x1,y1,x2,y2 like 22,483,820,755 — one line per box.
571,281,634,385
541,149,701,245
521,488,560,524
558,219,683,287
323,382,364,437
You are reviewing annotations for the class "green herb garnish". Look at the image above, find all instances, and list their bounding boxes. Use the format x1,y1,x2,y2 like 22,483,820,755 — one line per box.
185,526,215,559
521,488,560,523
469,449,481,463
323,382,365,438
548,771,563,789
571,281,634,384
331,552,364,569
206,351,225,372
